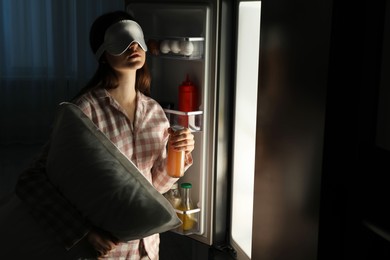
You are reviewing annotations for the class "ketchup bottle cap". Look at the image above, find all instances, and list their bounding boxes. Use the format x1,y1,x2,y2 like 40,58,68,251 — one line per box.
181,74,193,86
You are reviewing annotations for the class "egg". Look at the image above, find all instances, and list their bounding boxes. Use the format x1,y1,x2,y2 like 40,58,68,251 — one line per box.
179,41,194,56
169,40,181,54
160,40,170,54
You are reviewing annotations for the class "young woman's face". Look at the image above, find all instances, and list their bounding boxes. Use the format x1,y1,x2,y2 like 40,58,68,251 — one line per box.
105,42,146,74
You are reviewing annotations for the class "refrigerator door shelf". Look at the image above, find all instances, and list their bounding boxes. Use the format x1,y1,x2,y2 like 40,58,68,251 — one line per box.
173,207,201,235
164,109,203,132
146,37,204,60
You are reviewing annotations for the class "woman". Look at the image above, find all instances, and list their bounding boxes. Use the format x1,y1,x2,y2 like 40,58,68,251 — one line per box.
13,10,195,259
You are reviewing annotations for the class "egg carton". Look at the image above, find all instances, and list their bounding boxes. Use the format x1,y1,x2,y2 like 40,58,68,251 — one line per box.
146,37,204,59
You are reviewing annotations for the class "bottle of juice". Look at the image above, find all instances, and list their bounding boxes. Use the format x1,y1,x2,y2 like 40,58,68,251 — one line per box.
166,127,185,178
164,182,182,209
177,182,197,231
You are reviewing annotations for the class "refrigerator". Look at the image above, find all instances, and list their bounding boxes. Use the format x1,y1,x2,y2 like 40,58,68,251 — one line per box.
124,0,257,259
124,0,234,258
124,0,326,260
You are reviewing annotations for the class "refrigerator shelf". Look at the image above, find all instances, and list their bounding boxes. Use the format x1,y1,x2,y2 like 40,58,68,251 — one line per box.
146,37,204,60
174,208,201,215
152,54,203,61
164,109,203,132
173,207,201,235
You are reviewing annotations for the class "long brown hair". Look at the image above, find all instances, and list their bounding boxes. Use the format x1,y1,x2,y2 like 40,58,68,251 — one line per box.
74,11,151,99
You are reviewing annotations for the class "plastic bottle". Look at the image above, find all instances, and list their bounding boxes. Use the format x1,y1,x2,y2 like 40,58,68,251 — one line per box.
178,74,197,112
178,75,197,127
166,126,185,178
164,182,182,209
177,182,197,231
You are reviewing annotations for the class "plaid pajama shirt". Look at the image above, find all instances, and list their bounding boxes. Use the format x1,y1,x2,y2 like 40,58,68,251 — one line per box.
16,88,192,259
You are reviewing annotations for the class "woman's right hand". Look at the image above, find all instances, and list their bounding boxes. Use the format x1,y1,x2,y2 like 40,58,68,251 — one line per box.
87,229,118,257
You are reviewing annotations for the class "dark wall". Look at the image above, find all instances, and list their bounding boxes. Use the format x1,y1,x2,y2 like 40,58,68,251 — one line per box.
318,0,390,259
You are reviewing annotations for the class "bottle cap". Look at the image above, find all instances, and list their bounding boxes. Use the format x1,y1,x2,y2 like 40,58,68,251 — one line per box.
181,182,192,189
171,125,184,132
180,74,193,86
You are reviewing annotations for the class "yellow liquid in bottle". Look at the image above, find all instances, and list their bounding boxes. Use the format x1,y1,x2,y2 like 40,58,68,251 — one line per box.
176,182,196,231
176,206,196,231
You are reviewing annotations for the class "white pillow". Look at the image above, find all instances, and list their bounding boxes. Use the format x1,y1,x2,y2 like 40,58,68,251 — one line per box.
46,102,181,241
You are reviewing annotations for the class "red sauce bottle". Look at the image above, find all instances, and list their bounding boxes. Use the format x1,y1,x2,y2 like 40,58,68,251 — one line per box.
178,75,197,128
178,74,197,112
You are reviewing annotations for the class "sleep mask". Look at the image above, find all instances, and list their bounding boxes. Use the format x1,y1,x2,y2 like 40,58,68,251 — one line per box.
95,20,148,60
